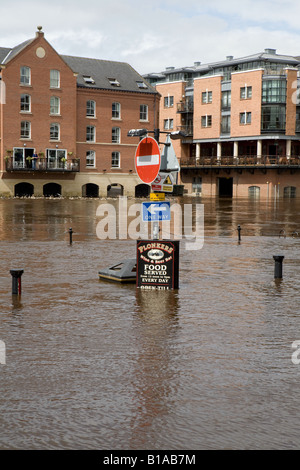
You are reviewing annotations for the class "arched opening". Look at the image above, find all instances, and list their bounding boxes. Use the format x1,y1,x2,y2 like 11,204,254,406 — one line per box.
43,183,62,197
107,183,123,197
248,186,260,198
82,183,99,198
135,184,150,197
14,182,34,197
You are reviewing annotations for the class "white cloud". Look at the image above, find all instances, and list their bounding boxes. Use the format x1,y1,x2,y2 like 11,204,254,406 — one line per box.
1,0,300,74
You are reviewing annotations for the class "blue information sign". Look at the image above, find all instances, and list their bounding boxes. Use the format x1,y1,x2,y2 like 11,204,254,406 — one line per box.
142,202,171,222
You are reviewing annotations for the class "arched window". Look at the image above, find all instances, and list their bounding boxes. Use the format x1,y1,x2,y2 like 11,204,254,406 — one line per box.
248,186,260,198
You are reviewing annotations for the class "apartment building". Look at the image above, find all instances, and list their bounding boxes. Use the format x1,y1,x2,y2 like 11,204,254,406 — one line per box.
145,50,300,198
0,27,159,197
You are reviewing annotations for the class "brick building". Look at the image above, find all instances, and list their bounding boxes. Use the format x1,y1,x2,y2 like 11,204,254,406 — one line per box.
145,50,300,198
0,27,159,197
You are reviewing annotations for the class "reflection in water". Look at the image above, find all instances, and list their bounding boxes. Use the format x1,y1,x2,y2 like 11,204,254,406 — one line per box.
1,198,300,449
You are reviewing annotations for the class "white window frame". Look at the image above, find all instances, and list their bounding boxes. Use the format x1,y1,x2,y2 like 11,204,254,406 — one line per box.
20,94,31,112
240,111,252,125
20,120,31,138
50,96,60,115
112,102,121,119
140,104,148,121
112,127,120,143
86,125,96,142
164,95,174,108
240,85,252,100
111,151,120,168
86,150,96,167
50,69,60,88
50,123,60,141
86,100,96,117
20,66,31,86
202,90,212,104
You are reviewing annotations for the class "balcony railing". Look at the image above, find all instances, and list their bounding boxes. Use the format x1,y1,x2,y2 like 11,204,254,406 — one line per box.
180,155,300,167
177,102,193,113
5,157,80,172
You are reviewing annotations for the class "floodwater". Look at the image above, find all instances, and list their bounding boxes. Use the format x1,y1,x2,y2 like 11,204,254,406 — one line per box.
1,196,300,450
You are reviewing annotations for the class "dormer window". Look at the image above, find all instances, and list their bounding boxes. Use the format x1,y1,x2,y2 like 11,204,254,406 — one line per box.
108,78,120,87
136,81,147,89
83,75,95,84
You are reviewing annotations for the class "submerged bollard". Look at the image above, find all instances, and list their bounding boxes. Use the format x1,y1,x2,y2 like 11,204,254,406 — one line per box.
237,225,241,242
68,227,73,245
273,255,284,279
10,269,24,295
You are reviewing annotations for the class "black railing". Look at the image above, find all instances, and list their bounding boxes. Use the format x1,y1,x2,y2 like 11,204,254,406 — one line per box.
5,157,80,172
181,155,300,167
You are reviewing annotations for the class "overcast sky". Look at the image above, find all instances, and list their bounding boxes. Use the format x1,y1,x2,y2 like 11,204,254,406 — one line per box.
2,0,300,75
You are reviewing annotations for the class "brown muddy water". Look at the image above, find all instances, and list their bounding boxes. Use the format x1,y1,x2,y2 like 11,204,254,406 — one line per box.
1,196,300,450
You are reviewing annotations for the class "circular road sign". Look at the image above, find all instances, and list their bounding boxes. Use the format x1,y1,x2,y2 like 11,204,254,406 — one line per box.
135,136,161,184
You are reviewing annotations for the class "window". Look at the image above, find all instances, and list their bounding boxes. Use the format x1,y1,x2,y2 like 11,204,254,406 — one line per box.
20,66,30,85
50,123,60,140
111,151,120,168
222,91,231,109
50,70,60,88
221,115,231,134
248,186,260,198
86,100,96,117
46,149,66,169
112,102,121,119
192,176,202,193
284,186,296,198
201,115,212,127
112,127,120,143
50,96,60,115
202,90,212,103
20,121,31,138
83,75,95,84
261,105,286,131
108,78,120,87
136,81,148,89
140,104,148,121
86,150,95,167
164,96,174,107
86,125,95,142
164,119,174,130
240,86,252,99
262,79,286,103
240,112,252,124
20,94,31,112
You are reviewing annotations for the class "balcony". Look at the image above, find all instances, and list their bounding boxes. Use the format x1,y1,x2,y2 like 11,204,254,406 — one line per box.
177,102,193,113
5,157,80,173
180,155,300,168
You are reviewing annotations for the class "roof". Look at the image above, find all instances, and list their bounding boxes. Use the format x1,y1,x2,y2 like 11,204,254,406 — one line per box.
0,34,157,95
61,55,156,94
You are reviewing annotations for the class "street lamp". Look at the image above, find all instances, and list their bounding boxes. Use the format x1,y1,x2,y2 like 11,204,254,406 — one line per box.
127,128,187,143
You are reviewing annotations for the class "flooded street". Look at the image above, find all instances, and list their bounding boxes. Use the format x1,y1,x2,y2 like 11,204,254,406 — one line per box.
1,196,300,449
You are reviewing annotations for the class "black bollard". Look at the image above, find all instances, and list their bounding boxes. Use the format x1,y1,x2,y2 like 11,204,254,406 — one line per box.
10,269,24,295
237,224,241,242
69,227,73,245
273,255,284,279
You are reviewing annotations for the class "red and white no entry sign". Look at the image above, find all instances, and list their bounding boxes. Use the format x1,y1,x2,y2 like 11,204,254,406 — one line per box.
134,136,161,184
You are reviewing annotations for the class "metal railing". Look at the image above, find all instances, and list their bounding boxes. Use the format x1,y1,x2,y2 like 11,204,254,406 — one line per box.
180,155,300,167
5,157,80,172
